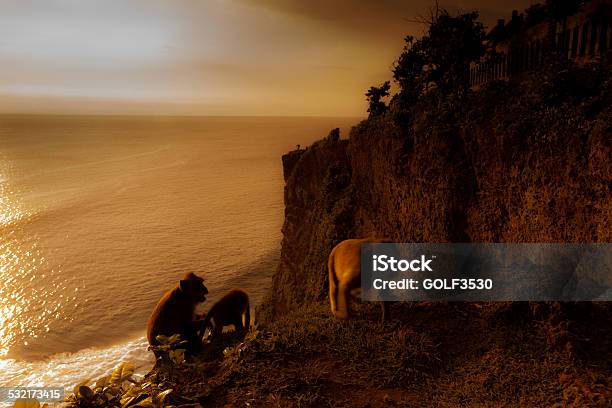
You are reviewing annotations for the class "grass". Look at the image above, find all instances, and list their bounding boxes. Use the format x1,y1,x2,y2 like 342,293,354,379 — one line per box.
118,301,609,407
63,301,612,407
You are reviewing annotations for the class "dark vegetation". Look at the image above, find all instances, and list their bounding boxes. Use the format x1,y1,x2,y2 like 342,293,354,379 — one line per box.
57,2,611,407
365,82,391,118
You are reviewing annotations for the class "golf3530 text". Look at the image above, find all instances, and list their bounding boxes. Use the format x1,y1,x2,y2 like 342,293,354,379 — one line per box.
372,278,493,290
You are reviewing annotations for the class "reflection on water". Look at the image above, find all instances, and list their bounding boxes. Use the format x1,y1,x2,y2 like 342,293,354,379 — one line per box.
0,158,27,225
0,158,80,359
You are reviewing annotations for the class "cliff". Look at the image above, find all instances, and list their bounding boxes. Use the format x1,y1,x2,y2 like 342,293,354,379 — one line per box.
258,139,355,321
258,62,611,321
238,61,611,405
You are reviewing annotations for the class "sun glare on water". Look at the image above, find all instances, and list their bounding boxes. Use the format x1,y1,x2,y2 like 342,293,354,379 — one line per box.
0,152,155,388
0,161,29,357
0,160,77,360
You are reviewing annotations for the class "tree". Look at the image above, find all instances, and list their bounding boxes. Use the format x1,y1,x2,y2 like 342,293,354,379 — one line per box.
393,36,427,104
393,9,486,100
525,4,548,27
365,81,391,118
421,10,486,95
545,0,581,22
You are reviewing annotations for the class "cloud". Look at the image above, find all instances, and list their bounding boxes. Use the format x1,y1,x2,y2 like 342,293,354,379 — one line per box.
0,0,538,116
236,0,537,32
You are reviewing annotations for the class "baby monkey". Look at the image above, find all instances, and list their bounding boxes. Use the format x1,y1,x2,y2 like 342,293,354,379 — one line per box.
199,289,250,341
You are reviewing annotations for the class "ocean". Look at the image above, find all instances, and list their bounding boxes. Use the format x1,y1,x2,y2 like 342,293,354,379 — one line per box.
0,115,358,391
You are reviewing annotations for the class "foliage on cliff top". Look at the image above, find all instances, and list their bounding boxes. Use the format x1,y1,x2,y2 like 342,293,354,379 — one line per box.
364,7,486,118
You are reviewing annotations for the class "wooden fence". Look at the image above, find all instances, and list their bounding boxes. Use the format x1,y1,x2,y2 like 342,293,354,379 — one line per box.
470,16,611,88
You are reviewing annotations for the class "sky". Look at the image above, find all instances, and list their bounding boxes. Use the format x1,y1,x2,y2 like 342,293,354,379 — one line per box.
0,0,535,116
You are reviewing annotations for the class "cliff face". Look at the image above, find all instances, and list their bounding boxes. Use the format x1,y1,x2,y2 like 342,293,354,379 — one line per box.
258,140,355,321
349,100,611,244
258,63,611,321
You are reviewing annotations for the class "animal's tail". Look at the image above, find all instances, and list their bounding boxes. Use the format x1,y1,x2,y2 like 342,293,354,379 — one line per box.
244,299,251,329
328,249,338,314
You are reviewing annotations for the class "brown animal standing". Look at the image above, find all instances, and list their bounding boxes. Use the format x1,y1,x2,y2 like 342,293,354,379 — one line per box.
328,238,390,321
199,289,250,341
147,272,209,353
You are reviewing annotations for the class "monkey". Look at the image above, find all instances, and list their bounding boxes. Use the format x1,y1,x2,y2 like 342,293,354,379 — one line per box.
328,238,390,322
147,272,209,354
199,289,250,341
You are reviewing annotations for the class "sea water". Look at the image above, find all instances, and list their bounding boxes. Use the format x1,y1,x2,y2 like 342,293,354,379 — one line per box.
0,115,357,390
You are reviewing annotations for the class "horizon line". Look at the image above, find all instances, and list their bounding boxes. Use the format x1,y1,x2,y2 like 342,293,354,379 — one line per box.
0,112,366,119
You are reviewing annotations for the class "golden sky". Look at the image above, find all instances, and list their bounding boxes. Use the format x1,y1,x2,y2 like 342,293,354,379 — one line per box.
0,0,534,116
